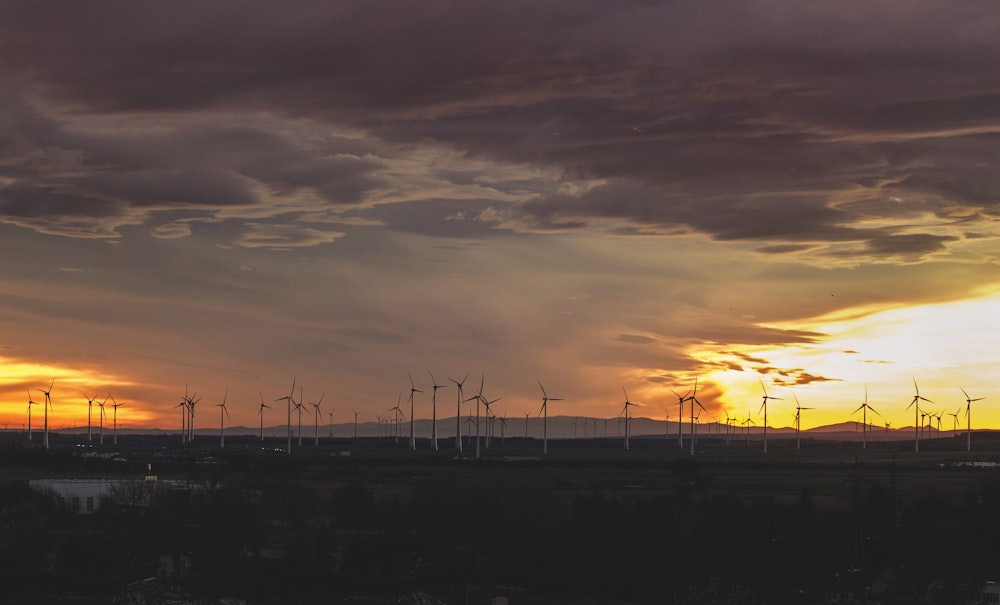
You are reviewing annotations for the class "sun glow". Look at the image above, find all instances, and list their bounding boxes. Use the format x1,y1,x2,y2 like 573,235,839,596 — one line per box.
700,291,1000,430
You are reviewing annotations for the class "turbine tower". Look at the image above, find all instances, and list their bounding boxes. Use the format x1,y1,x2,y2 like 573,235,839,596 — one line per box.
905,379,933,453
407,374,423,451
389,393,406,444
961,387,984,452
353,409,359,439
523,411,530,439
852,386,880,449
428,372,447,451
258,393,271,441
294,385,309,446
216,390,230,448
98,396,107,445
465,375,486,458
38,380,54,449
537,380,562,455
449,373,469,453
758,380,781,454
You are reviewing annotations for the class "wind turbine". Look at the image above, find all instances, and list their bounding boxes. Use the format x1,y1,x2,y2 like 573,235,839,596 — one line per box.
465,375,486,458
482,393,502,449
294,385,309,446
852,386,880,449
176,392,189,444
621,387,639,451
407,374,422,451
98,396,107,445
310,394,325,446
688,380,707,455
216,390,230,448
328,409,334,439
905,379,933,453
258,393,271,441
110,395,125,445
389,393,406,444
38,380,54,449
792,393,813,450
523,411,531,439
428,372,447,451
353,409,359,439
449,373,469,453
275,377,296,454
758,380,781,454
670,388,689,449
25,390,37,441
537,380,563,455
82,393,99,443
961,387,984,452
187,392,201,443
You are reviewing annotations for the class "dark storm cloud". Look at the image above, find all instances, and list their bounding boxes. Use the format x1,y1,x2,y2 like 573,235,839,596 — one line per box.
1,1,998,255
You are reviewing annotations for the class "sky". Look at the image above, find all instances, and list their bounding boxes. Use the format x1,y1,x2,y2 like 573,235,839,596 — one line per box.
1,1,998,435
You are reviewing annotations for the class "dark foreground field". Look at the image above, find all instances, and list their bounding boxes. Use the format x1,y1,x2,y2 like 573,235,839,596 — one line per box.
4,431,1000,604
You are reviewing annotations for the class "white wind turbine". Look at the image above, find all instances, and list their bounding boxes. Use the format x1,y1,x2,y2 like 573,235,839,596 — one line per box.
38,379,54,449
449,372,469,452
310,394,325,446
537,380,563,455
948,408,961,437
758,380,781,454
216,390,230,448
482,393,502,449
428,372,447,451
852,386,880,449
258,393,271,441
792,393,813,450
905,379,933,453
621,387,639,451
407,374,422,451
961,387,984,452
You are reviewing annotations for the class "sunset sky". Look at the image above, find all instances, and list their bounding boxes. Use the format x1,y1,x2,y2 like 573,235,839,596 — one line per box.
1,1,998,435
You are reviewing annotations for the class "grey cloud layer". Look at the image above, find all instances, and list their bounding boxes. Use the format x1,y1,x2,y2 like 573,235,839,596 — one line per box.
2,0,999,256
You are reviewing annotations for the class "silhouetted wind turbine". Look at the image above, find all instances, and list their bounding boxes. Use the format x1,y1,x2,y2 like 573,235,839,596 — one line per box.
523,411,531,438
187,392,201,443
537,380,562,455
792,393,813,450
175,391,189,444
110,395,125,445
428,372,447,451
482,394,501,449
25,390,37,442
905,379,933,453
852,386,880,449
82,393,98,443
466,375,486,458
310,394,325,446
961,387,984,452
449,372,469,453
621,387,640,450
353,409,359,439
389,393,406,444
38,379,54,449
407,374,422,451
216,390,230,448
671,388,689,449
294,385,309,446
758,380,781,454
275,377,296,454
328,409,334,439
258,393,271,441
98,396,107,445
688,379,707,455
